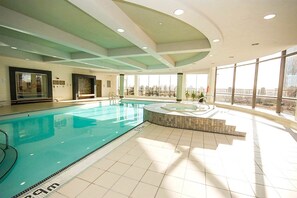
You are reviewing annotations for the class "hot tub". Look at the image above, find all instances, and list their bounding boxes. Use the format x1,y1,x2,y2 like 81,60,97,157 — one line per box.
161,103,211,112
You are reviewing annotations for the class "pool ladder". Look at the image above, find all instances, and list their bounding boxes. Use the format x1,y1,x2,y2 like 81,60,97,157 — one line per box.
0,129,18,180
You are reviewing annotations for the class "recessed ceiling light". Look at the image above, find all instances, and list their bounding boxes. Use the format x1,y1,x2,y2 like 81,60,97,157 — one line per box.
174,9,184,16
25,58,30,61
11,46,17,50
209,54,213,57
212,39,220,43
142,46,148,50
264,14,276,20
229,56,234,58
117,28,125,33
53,56,57,58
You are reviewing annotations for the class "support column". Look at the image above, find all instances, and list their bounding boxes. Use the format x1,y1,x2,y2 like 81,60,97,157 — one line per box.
276,50,286,113
252,59,259,109
134,75,139,97
231,64,236,105
176,73,183,102
119,74,124,99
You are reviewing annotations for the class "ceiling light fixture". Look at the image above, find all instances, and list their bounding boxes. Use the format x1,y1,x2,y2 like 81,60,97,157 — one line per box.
11,46,17,50
209,54,213,57
174,9,184,16
229,56,234,58
117,28,125,33
212,39,220,43
142,46,148,50
264,14,276,20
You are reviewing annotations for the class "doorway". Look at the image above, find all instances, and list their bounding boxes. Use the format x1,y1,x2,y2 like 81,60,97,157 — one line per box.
96,80,102,97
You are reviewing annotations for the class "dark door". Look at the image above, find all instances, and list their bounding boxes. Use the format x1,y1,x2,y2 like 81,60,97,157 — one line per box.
96,80,102,97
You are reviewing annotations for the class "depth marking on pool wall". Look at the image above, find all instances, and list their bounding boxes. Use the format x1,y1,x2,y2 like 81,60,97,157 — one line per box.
23,183,60,198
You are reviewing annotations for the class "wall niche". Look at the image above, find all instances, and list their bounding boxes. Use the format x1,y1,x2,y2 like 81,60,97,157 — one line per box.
72,74,96,100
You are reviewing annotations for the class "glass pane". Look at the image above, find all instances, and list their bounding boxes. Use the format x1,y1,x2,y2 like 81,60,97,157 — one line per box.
256,58,281,111
215,67,234,103
124,75,134,96
159,75,170,97
16,72,48,99
282,54,297,115
234,64,255,106
259,52,281,61
287,45,297,54
138,75,149,96
186,74,208,100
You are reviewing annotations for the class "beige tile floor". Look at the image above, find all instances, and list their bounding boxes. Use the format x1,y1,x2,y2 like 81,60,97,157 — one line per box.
46,109,297,198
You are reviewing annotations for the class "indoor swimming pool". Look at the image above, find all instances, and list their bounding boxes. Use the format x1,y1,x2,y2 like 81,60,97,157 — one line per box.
0,100,152,197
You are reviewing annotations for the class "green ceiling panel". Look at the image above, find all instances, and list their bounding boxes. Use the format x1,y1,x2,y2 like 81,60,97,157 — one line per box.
130,56,162,66
0,27,78,53
0,0,134,49
170,52,201,62
114,0,207,44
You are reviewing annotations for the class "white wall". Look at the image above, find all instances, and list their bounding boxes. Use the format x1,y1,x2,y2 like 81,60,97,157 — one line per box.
0,56,117,105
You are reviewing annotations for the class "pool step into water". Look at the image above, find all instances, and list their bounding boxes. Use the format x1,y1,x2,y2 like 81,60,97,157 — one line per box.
0,144,18,180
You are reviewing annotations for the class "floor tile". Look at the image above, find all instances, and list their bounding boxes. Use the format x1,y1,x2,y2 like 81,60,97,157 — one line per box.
108,162,130,175
118,154,138,165
103,190,128,198
206,186,231,198
160,175,184,193
205,173,229,190
111,177,138,196
123,166,146,181
94,171,120,189
228,178,255,197
185,169,205,184
131,182,158,198
77,167,104,182
57,178,90,198
141,170,164,186
155,188,181,198
93,158,115,170
251,184,280,198
149,161,168,173
133,158,152,169
182,180,206,198
77,184,107,198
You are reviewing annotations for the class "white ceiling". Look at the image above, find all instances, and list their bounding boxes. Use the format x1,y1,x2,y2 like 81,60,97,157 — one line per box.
0,0,297,74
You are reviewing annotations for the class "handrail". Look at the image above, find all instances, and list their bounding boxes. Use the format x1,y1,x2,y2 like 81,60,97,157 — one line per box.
0,129,8,150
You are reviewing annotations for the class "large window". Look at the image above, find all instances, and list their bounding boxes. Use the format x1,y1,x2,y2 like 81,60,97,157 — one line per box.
282,53,297,115
234,62,255,106
186,74,208,93
256,54,281,111
214,48,297,118
124,75,135,96
215,66,234,104
138,74,177,97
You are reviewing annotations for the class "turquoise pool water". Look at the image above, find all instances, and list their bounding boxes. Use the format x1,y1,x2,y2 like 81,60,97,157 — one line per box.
0,101,152,198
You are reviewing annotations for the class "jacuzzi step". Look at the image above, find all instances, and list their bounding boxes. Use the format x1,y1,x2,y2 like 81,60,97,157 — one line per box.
144,103,246,137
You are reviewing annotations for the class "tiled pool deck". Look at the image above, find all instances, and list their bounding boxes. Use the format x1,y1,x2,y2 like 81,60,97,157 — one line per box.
44,109,297,198
2,102,297,198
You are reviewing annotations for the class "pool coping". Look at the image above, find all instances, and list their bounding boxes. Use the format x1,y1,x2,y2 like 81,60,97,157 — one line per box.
15,122,150,198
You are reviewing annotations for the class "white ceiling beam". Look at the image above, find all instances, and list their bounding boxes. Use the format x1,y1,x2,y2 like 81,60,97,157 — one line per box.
0,35,71,59
0,6,107,57
68,0,175,68
108,46,147,58
157,39,210,54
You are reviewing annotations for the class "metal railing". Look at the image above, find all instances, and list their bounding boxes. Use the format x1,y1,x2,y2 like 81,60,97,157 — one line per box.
0,129,8,150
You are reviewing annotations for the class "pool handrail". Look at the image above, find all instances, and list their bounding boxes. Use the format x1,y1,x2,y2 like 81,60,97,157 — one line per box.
0,129,8,150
